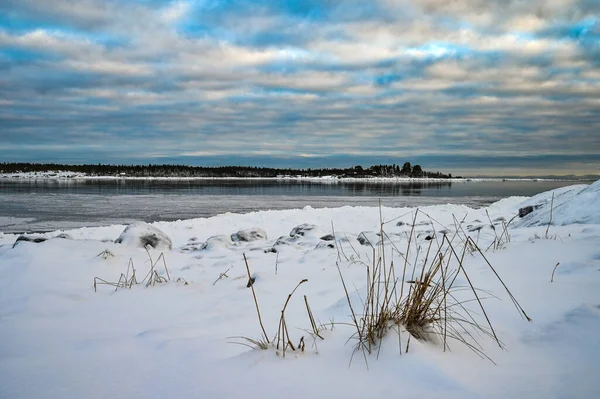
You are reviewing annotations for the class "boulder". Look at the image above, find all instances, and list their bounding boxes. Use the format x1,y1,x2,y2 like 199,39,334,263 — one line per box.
231,228,267,242
115,222,172,250
200,235,234,251
290,223,317,237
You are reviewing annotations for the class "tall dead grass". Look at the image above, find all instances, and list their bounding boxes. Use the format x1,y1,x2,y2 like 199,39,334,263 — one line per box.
336,208,530,365
230,254,320,356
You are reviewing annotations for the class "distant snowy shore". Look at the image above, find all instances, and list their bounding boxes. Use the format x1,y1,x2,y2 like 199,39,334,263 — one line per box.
0,170,586,182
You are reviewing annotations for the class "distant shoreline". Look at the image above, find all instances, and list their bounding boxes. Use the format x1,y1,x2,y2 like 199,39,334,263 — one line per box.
0,171,593,183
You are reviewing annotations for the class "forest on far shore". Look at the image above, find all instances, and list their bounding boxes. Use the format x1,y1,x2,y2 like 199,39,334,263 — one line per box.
0,162,454,179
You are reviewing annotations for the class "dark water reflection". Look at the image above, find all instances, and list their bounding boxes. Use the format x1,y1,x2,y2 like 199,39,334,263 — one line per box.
0,178,456,196
0,178,584,233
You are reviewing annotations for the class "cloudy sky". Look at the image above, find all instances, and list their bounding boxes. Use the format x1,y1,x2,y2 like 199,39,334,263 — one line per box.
0,0,599,176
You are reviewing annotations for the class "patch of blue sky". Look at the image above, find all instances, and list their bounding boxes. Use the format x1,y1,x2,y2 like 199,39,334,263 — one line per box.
188,0,389,30
0,12,40,32
186,0,319,20
536,17,598,41
0,48,52,62
257,86,322,96
258,61,306,74
374,73,403,87
567,22,597,40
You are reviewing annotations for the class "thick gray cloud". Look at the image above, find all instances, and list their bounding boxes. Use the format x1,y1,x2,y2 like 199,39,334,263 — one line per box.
0,0,598,175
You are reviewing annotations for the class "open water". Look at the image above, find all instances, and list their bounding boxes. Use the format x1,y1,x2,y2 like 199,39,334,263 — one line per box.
0,178,584,233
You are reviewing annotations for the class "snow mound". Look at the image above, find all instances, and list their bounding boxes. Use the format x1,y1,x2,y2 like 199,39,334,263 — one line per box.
516,180,600,227
200,235,234,250
114,222,173,250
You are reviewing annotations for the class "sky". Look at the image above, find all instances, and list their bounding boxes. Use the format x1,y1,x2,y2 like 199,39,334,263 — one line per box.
0,0,599,176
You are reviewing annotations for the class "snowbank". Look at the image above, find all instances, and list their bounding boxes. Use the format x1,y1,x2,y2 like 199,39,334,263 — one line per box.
516,179,600,226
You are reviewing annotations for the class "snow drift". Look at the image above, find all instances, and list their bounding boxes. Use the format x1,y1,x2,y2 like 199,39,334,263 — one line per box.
516,179,600,227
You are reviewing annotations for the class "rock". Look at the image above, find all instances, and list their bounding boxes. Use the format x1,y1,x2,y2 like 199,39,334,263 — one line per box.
357,232,378,246
275,235,297,246
231,228,267,242
315,241,336,249
115,222,172,250
13,233,72,248
13,235,47,248
518,205,541,218
290,223,317,237
319,234,335,241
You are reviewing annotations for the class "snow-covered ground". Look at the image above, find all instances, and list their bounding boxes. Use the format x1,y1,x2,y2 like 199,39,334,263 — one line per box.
1,181,599,398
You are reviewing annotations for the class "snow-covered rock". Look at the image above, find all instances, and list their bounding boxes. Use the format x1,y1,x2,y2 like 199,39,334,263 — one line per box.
289,223,330,241
289,223,318,237
114,222,172,250
230,228,267,242
12,233,72,248
200,235,234,251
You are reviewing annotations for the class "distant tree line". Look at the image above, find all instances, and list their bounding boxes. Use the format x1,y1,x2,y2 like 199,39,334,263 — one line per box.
0,162,453,179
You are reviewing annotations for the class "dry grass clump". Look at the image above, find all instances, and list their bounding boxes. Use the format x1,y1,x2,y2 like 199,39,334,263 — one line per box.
337,208,531,365
94,257,138,292
485,210,518,251
230,254,322,356
94,246,187,292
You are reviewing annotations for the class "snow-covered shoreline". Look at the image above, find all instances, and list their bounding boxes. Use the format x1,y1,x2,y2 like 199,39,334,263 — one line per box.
1,181,599,398
0,170,593,182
